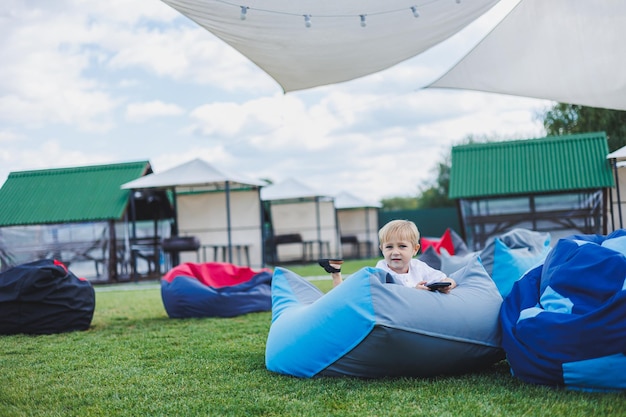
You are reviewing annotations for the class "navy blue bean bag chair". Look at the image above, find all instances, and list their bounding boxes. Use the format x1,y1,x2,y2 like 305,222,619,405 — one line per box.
500,230,626,391
266,256,504,378
161,262,272,318
0,259,95,335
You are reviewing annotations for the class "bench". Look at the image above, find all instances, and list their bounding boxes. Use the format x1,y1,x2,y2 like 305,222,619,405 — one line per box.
272,234,330,264
341,235,375,259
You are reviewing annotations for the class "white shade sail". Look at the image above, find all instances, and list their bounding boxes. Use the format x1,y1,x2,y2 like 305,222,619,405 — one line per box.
160,0,499,92
429,0,626,111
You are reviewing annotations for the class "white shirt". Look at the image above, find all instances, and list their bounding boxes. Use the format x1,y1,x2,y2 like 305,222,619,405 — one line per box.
375,258,447,288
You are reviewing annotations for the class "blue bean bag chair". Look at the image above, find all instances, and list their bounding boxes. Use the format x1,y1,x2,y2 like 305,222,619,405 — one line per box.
435,228,552,298
161,262,272,318
265,256,504,378
0,259,95,335
500,229,626,391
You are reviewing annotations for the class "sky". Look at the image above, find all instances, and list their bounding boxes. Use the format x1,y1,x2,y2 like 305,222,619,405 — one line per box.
0,0,553,203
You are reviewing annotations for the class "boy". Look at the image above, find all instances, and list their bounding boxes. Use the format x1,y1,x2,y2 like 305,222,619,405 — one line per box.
319,220,456,291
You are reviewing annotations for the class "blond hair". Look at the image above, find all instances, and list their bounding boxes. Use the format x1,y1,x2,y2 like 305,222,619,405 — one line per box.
378,220,420,246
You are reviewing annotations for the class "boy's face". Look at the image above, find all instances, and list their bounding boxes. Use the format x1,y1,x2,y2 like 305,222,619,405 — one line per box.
380,237,420,274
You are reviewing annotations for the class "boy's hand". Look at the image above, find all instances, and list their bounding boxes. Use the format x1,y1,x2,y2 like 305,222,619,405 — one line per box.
438,277,457,293
416,281,429,291
417,278,457,293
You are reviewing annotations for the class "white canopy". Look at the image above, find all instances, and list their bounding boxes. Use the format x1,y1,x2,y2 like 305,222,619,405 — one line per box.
429,0,626,111
607,146,626,162
160,0,499,92
334,191,381,209
260,178,330,201
121,158,265,267
334,191,380,258
261,178,340,261
121,158,263,190
608,146,626,230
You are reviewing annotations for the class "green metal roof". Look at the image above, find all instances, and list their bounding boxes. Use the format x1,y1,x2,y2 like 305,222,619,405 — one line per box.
0,161,151,226
449,132,614,199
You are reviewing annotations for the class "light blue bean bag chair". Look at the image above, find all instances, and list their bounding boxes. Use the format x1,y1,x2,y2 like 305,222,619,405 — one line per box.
500,230,626,391
438,228,552,298
265,256,504,378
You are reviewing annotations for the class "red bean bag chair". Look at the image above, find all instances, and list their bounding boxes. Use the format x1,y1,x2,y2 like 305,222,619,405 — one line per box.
420,228,456,255
161,262,272,318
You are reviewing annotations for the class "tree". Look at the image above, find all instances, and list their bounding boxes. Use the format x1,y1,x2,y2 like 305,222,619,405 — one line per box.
379,152,454,211
416,154,453,208
413,134,500,209
380,196,418,211
541,103,626,152
389,105,625,210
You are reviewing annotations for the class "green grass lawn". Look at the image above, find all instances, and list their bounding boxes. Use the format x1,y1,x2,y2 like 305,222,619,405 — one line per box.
1,267,624,416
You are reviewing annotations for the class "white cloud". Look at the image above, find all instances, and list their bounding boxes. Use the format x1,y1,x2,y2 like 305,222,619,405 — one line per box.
125,100,184,122
0,0,552,202
0,130,21,143
16,141,114,171
104,21,276,92
0,138,115,188
0,0,272,134
0,3,120,131
150,145,232,172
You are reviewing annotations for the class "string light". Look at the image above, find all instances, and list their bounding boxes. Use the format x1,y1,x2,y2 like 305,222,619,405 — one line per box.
230,0,446,26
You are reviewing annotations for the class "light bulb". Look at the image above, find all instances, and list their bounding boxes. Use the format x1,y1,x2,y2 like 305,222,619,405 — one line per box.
304,14,311,28
360,14,367,27
240,6,248,20
411,6,420,18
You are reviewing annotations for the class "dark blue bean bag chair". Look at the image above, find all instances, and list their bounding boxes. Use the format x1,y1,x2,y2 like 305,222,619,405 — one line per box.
0,259,95,335
266,256,504,378
161,262,272,318
500,229,626,391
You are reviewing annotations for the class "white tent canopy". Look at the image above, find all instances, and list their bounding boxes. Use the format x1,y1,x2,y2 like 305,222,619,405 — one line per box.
607,146,626,163
121,158,265,268
260,177,331,201
160,0,499,92
334,191,382,209
121,158,264,190
334,191,381,259
607,146,626,231
429,0,626,111
261,178,340,262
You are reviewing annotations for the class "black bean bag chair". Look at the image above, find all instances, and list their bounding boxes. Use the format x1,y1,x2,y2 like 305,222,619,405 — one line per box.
0,259,95,335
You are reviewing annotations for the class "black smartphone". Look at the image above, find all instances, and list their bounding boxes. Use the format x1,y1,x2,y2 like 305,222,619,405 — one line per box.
426,282,451,291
